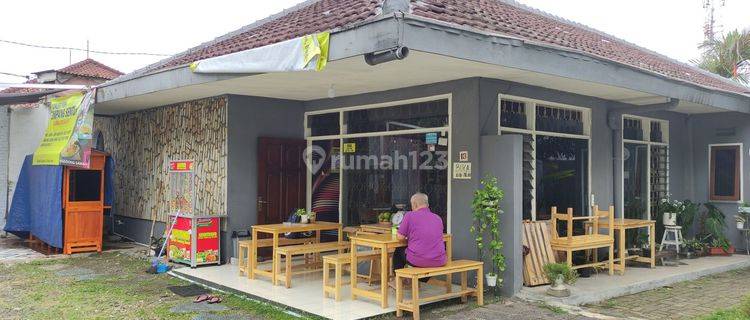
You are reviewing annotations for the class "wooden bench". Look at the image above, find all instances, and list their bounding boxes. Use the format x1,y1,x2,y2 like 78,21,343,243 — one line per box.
322,251,380,301
237,237,315,277
395,260,484,320
275,241,350,288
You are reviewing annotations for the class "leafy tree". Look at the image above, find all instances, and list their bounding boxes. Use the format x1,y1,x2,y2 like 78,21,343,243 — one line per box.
694,29,750,85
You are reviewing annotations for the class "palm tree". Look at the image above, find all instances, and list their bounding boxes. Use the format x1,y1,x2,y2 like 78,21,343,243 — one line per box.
695,29,750,85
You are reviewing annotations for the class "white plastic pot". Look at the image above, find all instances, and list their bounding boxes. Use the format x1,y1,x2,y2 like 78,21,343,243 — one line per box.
300,215,309,224
663,212,677,226
737,221,745,230
485,273,498,287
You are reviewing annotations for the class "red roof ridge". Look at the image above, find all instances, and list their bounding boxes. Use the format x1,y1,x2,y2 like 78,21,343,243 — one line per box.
57,58,124,80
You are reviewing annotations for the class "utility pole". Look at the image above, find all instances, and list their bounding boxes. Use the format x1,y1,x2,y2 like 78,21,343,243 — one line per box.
702,0,726,44
86,40,90,59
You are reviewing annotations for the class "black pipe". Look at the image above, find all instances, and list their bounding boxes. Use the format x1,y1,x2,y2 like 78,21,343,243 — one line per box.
364,47,409,66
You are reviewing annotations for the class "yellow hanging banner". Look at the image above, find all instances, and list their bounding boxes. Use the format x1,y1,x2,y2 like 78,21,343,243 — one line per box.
32,93,85,166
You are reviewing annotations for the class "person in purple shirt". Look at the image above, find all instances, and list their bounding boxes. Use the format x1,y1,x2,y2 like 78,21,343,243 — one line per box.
391,192,446,286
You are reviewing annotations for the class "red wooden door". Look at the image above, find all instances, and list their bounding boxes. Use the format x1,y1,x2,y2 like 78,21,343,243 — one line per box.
257,137,307,225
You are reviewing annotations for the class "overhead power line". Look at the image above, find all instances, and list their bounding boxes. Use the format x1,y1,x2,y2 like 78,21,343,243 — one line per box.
0,71,29,79
0,39,171,57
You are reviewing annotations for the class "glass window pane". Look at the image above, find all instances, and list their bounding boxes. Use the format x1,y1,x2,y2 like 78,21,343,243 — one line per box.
340,133,448,228
623,118,644,141
311,140,340,223
535,136,589,220
345,100,448,134
711,146,739,199
650,145,669,215
536,105,584,135
650,122,663,143
500,100,528,130
624,143,648,219
308,113,340,136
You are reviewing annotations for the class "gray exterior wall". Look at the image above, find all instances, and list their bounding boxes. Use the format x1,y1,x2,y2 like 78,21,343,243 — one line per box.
480,134,523,296
225,95,305,259
689,112,750,250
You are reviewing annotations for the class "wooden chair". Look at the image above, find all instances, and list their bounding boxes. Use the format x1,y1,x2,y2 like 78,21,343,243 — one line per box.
550,206,614,275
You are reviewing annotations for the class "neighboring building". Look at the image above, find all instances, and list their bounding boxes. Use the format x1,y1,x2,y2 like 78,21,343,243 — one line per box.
0,59,122,230
92,0,750,296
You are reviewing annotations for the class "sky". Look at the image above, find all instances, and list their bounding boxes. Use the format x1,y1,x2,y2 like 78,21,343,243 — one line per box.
1,0,749,84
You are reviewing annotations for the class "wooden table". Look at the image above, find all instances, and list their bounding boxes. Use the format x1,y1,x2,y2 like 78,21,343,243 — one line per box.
588,218,655,274
349,233,452,308
250,222,343,285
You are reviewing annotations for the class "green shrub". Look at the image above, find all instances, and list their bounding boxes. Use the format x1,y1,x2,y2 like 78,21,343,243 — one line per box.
543,263,578,284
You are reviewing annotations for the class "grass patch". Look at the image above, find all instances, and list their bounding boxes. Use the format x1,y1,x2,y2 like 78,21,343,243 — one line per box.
0,251,310,320
697,295,750,320
539,302,568,314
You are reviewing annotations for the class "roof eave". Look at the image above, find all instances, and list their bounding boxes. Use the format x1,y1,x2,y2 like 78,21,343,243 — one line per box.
398,14,750,113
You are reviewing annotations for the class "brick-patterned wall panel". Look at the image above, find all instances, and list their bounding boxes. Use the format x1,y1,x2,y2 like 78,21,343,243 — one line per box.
94,96,227,222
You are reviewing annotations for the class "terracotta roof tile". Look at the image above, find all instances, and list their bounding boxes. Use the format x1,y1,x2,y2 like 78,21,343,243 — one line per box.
123,0,749,95
411,0,749,94
135,0,382,75
57,58,123,80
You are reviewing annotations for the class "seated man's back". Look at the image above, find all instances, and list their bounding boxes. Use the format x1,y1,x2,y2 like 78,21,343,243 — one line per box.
398,207,446,267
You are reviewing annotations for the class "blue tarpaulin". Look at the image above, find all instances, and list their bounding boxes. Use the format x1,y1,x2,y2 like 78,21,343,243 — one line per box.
4,155,63,248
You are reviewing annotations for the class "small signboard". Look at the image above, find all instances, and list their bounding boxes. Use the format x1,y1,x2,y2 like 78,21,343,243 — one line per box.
453,162,471,180
425,132,438,145
343,142,356,153
459,151,469,162
169,160,194,172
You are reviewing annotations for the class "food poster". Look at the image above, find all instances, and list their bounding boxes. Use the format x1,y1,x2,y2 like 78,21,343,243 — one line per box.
168,217,192,264
168,216,220,265
60,89,95,168
195,217,220,263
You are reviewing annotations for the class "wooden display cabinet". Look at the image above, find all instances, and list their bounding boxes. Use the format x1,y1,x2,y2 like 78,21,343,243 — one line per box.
62,151,107,254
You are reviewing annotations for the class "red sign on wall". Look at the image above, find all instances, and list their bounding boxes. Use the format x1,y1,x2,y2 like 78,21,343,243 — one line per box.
169,160,194,172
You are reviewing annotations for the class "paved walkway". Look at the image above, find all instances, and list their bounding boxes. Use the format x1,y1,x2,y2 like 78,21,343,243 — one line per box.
0,234,45,262
585,266,750,319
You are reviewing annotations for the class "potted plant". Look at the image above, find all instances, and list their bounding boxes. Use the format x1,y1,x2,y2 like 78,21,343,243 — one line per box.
701,204,734,256
636,232,651,258
543,263,578,297
658,197,685,226
682,239,705,259
708,238,735,256
736,214,747,230
294,208,316,224
377,211,392,226
471,176,506,290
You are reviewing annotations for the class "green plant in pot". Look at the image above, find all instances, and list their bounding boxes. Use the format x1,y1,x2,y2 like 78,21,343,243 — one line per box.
701,203,734,255
682,238,706,259
658,197,685,226
736,203,749,229
636,231,651,258
294,208,316,224
543,263,578,297
471,176,506,290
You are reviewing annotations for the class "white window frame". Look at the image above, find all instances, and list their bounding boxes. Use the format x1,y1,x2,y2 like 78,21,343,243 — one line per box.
304,94,453,231
497,94,592,220
708,143,744,203
620,115,670,220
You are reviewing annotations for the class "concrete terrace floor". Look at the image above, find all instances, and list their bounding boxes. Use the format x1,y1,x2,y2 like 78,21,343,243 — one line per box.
519,254,750,306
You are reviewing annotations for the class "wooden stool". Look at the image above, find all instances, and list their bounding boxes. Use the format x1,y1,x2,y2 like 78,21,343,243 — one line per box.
237,240,253,276
322,251,379,301
660,225,684,253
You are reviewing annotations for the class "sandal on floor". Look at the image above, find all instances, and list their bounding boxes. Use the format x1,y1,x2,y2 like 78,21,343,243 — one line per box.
194,294,210,303
207,296,222,304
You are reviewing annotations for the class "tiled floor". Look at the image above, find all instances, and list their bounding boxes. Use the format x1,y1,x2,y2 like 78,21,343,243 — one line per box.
173,262,463,320
0,235,45,262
